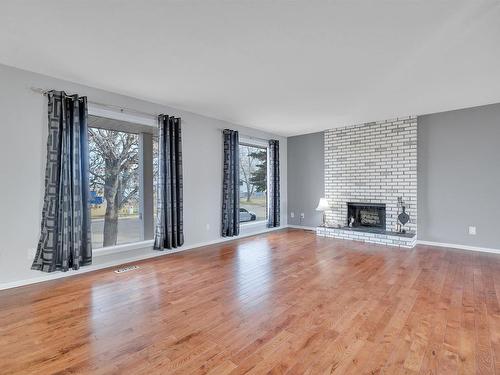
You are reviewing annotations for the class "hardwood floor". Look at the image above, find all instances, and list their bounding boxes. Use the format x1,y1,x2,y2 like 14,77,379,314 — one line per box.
1,228,500,374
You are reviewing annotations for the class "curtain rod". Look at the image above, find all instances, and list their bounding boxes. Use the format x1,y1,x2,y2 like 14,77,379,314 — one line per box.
30,87,161,119
31,87,275,141
219,128,272,143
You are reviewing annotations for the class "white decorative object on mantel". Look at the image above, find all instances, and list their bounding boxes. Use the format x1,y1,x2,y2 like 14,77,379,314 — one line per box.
349,216,355,228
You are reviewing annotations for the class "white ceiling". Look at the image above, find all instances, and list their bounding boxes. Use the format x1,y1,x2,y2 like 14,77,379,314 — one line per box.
1,1,500,136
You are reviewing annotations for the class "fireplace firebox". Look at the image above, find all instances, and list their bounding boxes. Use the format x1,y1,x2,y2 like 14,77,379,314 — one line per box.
347,202,386,231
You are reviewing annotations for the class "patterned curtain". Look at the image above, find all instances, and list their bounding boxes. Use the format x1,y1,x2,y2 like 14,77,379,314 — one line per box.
32,91,92,272
221,129,240,237
154,115,184,250
267,139,280,228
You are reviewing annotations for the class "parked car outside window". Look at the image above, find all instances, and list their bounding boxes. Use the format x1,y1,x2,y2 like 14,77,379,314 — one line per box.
239,208,256,222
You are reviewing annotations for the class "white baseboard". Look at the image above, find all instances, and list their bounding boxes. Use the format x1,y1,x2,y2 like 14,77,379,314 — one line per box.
417,240,500,255
14,226,484,291
0,226,287,291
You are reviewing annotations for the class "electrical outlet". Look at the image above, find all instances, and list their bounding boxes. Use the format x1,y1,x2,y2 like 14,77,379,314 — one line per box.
300,213,305,219
468,226,476,235
290,212,295,218
206,223,210,231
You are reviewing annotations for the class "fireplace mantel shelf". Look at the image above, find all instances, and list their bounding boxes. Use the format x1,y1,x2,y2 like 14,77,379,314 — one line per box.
316,226,417,248
320,226,415,238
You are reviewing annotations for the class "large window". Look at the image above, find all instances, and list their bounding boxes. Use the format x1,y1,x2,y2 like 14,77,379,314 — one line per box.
239,142,268,223
88,114,156,249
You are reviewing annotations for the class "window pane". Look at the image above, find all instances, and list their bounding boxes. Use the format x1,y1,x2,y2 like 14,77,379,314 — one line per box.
88,127,142,248
239,144,267,222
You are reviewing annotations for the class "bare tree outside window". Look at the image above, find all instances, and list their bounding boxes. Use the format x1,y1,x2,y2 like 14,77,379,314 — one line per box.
88,128,141,248
239,144,267,222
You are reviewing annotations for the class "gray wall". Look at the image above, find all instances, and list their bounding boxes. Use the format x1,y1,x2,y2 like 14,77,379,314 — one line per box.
0,64,287,285
418,103,500,249
287,103,500,250
287,132,324,227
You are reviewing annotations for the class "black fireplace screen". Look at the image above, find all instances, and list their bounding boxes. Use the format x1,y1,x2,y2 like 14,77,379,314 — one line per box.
347,203,386,229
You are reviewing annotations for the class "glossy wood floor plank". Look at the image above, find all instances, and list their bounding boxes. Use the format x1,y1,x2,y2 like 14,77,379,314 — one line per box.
1,228,500,374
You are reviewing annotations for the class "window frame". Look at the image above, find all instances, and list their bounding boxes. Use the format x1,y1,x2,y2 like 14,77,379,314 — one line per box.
88,104,157,256
238,136,270,226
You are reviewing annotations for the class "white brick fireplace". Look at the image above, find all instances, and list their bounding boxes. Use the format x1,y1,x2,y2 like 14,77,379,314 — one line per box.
318,116,418,247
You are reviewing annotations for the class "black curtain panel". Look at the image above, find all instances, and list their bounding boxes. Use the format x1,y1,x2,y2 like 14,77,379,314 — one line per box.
32,91,92,272
221,129,240,237
154,115,184,250
267,139,280,228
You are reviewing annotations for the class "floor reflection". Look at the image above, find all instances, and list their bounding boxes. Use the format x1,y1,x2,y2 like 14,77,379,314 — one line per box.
89,270,162,356
234,238,273,311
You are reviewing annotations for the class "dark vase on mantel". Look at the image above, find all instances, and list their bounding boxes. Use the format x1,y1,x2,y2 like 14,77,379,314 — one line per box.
398,206,410,227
